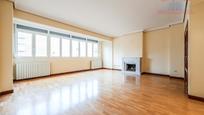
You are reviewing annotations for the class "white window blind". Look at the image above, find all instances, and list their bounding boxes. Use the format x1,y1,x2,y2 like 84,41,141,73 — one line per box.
16,31,33,57
50,37,60,57
35,34,47,57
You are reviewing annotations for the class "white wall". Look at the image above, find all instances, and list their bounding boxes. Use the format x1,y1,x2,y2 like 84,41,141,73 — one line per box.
169,24,184,77
113,32,143,69
143,24,184,77
102,41,113,69
143,29,170,75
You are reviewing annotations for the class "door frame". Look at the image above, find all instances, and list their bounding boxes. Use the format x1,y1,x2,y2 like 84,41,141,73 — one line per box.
184,22,188,94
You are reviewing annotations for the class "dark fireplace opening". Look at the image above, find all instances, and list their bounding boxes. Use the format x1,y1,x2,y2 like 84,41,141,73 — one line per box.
126,64,136,72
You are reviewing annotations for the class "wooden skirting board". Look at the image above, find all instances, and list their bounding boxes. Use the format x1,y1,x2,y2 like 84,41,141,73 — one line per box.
142,72,184,80
188,95,204,102
102,68,122,71
50,69,100,76
0,90,14,96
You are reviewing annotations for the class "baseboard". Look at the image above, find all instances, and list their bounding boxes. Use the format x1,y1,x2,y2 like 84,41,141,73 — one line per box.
112,68,122,71
188,95,204,102
14,68,103,82
50,69,92,76
142,72,169,77
51,68,103,76
170,76,184,80
0,90,14,96
142,72,184,80
102,68,113,70
102,68,122,71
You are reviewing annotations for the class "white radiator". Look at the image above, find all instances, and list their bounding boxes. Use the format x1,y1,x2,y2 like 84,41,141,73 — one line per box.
91,59,102,69
15,62,50,80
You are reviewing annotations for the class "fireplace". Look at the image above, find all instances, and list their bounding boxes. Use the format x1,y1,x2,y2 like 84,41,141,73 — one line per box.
122,57,141,75
126,64,136,72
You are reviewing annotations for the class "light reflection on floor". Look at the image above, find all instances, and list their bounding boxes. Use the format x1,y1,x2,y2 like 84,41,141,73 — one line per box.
15,80,98,115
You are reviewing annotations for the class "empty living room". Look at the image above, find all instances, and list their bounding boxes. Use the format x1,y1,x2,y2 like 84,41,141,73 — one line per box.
1,0,204,114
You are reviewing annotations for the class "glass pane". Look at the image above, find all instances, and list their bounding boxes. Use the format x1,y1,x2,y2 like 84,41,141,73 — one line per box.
93,43,98,57
72,40,79,57
17,31,32,57
62,38,70,57
50,37,60,57
35,34,47,57
80,41,86,57
87,42,93,57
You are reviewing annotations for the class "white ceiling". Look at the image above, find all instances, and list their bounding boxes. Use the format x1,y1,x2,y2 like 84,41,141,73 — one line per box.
14,0,186,37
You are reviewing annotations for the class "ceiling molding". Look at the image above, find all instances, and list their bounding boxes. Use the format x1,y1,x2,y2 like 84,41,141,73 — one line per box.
115,29,144,38
144,22,184,32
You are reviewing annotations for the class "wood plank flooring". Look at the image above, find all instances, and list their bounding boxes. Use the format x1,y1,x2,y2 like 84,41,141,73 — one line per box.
0,70,204,115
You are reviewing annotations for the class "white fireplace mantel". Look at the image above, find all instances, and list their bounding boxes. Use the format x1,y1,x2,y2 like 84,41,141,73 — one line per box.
122,57,141,75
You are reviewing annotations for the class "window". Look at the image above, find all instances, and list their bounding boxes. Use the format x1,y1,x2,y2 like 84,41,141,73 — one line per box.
35,34,47,57
62,38,70,57
50,37,60,57
71,40,79,57
87,42,93,57
80,41,86,57
16,31,32,57
93,43,98,57
15,24,100,58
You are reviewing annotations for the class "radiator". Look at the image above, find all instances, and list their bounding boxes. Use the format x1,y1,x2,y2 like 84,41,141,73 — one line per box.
15,62,50,80
91,59,102,69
